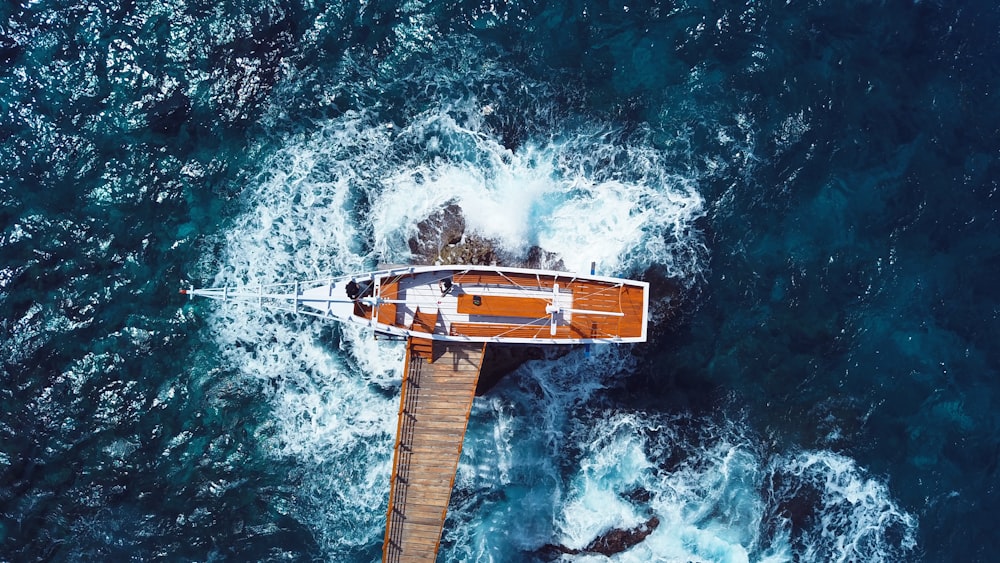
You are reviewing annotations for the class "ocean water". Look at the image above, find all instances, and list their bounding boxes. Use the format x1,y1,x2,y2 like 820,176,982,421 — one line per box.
2,0,997,561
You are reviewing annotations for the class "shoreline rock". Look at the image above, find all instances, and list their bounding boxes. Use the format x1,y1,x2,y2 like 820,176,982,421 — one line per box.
408,201,467,261
406,201,564,271
541,516,661,557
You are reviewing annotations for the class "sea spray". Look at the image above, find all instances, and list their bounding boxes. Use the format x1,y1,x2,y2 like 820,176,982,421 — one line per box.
372,110,707,276
452,408,917,562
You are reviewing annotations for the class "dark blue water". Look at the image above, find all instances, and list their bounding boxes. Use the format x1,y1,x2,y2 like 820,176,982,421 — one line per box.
2,0,997,561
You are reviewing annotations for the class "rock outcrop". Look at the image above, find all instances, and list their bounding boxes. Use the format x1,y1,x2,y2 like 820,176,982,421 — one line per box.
436,232,499,266
406,201,563,271
408,201,467,261
541,516,661,557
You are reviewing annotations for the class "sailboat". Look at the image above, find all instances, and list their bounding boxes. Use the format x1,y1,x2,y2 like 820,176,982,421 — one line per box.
183,264,649,562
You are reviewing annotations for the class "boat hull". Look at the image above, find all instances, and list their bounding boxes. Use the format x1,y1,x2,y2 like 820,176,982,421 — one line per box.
319,265,648,345
186,265,650,345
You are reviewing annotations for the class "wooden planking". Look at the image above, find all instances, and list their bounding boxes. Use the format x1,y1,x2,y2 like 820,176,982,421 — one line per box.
383,339,486,563
453,271,540,288
457,293,550,318
453,273,646,340
450,321,562,339
568,282,645,339
355,301,372,319
411,308,439,334
381,270,645,341
408,337,435,363
378,280,399,326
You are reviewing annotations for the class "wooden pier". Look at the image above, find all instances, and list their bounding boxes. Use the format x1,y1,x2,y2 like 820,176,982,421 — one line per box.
183,265,649,561
382,338,486,563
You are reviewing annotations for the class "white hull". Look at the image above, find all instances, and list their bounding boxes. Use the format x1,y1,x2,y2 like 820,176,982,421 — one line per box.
185,264,649,345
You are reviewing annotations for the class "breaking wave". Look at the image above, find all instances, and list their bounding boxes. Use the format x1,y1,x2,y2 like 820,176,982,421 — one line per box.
446,407,917,562
196,25,912,563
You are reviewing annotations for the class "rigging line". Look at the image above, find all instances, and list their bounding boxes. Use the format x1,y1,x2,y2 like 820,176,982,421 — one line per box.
496,269,528,290
574,282,624,300
453,314,553,339
490,315,552,338
574,283,627,311
384,268,422,287
616,286,623,335
207,275,348,296
384,270,463,292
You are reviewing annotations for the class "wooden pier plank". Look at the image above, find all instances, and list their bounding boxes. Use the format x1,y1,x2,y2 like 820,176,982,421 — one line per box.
383,339,486,563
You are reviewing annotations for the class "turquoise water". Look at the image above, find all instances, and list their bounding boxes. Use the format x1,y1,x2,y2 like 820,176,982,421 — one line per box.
2,0,997,561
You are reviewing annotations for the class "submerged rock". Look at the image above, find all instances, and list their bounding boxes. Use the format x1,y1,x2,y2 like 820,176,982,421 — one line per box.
541,516,661,557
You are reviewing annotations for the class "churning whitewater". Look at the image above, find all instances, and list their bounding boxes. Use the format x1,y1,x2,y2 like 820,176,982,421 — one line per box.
9,0,996,560
200,96,914,560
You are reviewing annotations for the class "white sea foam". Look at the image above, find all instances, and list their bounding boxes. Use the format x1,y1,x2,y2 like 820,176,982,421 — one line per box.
199,89,922,559
205,301,399,554
203,56,708,557
204,131,408,548
213,98,706,283
542,414,763,563
444,403,917,562
371,110,706,275
443,346,638,559
769,451,918,563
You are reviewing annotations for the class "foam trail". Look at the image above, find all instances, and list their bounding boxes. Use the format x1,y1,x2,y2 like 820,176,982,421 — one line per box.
201,89,706,558
199,94,916,560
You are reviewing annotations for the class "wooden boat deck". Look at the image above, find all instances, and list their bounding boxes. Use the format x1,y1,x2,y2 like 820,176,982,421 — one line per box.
382,339,486,563
189,264,649,344
369,269,647,342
